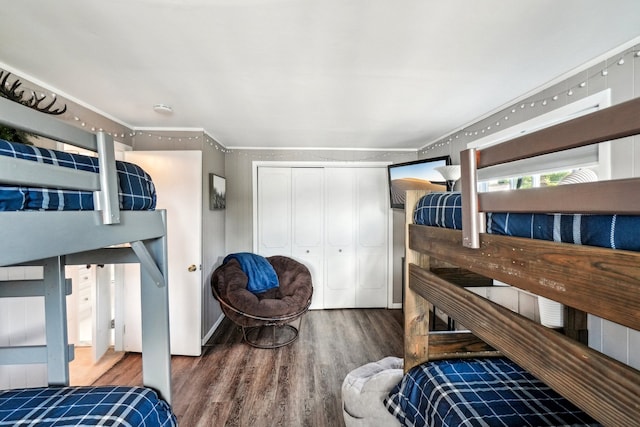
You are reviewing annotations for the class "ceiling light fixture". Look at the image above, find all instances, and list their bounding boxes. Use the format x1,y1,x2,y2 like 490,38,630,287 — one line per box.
153,104,173,114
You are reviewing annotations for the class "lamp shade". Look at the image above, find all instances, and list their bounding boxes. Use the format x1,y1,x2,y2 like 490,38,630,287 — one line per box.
435,165,461,181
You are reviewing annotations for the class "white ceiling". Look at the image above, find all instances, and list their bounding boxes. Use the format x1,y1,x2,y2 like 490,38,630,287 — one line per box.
1,0,640,150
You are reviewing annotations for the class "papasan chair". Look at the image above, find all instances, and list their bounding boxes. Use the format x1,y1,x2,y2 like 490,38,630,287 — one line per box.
211,253,313,348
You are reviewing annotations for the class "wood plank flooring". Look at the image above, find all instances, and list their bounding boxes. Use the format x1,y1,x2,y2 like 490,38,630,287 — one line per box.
93,309,404,427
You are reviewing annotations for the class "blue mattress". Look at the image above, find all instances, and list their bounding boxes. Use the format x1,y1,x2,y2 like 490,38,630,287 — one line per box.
0,386,176,426
0,139,156,211
384,358,600,427
413,192,640,251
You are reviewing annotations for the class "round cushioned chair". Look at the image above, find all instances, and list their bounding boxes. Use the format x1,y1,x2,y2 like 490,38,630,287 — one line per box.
211,255,313,348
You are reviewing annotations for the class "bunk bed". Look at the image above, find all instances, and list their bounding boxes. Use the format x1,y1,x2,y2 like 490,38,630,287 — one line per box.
390,96,640,426
0,95,176,424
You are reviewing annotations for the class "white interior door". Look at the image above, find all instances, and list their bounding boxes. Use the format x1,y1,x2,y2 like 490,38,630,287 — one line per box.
123,151,203,356
92,266,111,362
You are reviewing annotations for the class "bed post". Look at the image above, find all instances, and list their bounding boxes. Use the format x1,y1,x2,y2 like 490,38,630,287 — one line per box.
137,211,172,403
95,131,121,225
460,148,484,249
403,190,431,372
42,256,72,386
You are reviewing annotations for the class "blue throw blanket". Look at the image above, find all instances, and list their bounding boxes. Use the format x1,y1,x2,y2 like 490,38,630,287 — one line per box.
223,252,279,294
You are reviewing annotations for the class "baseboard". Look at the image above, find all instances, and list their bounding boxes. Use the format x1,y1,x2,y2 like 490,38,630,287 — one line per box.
201,313,225,345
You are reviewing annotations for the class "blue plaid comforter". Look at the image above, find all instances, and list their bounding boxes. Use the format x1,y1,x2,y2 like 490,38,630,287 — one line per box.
0,386,176,426
0,139,156,211
413,192,640,251
384,358,600,427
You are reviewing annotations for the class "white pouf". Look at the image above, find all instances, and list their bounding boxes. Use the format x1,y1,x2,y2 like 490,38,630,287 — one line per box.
342,356,403,427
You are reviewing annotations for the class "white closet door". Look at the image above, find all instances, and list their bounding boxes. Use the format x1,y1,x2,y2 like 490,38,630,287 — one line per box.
356,168,389,307
324,168,356,308
257,168,292,256
291,168,324,310
255,164,390,310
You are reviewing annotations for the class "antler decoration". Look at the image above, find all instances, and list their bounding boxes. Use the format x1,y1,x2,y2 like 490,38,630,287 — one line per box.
0,71,67,115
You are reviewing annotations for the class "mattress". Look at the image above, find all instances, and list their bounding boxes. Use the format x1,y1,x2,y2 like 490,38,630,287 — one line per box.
413,192,640,251
0,139,156,211
0,385,176,426
384,358,600,427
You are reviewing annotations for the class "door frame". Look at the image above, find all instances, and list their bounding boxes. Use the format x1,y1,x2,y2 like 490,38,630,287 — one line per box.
252,161,395,309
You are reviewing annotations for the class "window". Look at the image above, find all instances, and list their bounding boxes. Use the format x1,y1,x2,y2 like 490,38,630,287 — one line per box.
482,170,572,192
470,90,611,189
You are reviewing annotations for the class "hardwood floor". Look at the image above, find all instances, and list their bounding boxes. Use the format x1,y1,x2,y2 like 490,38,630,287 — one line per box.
70,346,124,386
93,309,404,427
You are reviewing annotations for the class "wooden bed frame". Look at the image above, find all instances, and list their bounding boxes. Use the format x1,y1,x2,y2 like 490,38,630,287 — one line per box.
403,96,640,426
0,96,172,403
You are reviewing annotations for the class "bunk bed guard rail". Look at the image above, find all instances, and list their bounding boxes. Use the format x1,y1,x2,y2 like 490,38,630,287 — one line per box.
0,96,120,225
461,96,640,249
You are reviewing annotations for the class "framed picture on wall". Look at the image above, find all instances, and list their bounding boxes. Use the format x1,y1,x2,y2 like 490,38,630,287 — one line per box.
209,174,226,210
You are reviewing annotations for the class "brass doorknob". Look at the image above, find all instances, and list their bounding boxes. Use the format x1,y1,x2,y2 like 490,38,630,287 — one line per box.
188,264,197,272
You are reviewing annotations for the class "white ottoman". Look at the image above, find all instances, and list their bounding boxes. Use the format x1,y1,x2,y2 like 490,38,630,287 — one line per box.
342,356,403,427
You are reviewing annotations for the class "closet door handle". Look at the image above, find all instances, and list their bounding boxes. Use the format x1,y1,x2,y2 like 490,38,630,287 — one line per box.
188,264,197,272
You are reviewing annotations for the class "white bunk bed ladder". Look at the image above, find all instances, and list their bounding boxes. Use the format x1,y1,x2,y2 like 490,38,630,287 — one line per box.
0,96,172,402
0,96,122,226
0,258,75,386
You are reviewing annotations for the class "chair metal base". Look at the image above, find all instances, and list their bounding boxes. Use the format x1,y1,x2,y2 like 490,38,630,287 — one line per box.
241,320,301,349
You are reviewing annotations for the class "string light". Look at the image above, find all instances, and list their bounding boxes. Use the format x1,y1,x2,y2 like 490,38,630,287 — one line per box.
133,131,230,152
421,46,640,154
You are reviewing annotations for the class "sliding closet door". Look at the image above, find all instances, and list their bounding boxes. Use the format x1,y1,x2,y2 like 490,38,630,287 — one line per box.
257,168,291,256
291,168,324,310
256,164,390,310
324,168,357,308
324,167,389,308
355,168,389,307
257,167,324,309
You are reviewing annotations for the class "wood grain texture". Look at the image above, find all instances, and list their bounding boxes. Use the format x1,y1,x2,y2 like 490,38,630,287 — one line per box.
93,309,403,427
409,264,640,426
403,190,432,373
427,331,498,360
409,224,640,331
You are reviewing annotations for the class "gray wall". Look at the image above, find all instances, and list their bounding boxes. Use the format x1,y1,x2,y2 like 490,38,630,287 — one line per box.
420,41,640,173
225,149,416,305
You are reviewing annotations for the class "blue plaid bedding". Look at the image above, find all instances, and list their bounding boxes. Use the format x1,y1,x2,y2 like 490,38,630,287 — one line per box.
486,212,640,251
0,386,176,426
413,192,463,230
0,139,156,211
384,358,600,427
413,192,640,251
